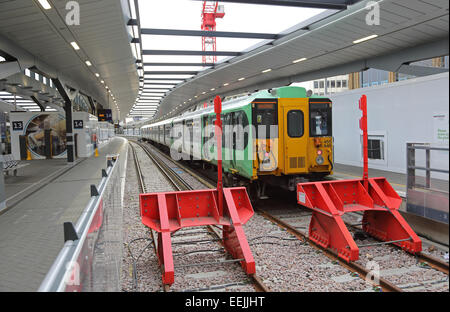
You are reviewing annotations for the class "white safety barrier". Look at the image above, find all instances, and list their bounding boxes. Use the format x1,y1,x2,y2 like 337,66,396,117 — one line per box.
38,155,123,292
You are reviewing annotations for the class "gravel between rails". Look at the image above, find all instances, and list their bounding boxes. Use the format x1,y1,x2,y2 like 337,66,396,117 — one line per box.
340,213,449,292
264,203,449,292
122,142,255,292
123,141,448,292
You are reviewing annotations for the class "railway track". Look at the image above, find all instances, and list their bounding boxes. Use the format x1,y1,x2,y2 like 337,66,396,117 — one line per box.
130,140,448,292
130,140,269,292
258,199,449,292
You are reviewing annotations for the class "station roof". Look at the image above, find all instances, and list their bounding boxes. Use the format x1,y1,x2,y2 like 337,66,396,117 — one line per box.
134,0,448,121
0,0,139,120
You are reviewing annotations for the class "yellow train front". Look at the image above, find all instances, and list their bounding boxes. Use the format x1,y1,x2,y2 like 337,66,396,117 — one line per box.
140,86,333,199
249,86,333,197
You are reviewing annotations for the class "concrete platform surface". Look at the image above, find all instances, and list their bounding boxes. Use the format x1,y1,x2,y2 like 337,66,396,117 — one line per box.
0,137,128,292
331,163,449,198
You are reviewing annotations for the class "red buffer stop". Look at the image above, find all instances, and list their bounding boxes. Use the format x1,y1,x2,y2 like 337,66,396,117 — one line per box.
297,95,422,262
140,96,255,286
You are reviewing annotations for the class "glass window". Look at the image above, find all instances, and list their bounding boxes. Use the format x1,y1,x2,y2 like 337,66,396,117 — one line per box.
287,110,304,138
310,102,332,137
319,81,324,88
331,80,335,88
314,81,319,89
253,101,278,139
368,138,384,160
337,81,341,88
342,80,347,88
235,110,249,150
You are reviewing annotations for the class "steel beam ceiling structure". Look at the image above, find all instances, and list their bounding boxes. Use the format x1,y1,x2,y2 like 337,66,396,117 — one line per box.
152,0,449,120
192,0,359,9
0,0,140,121
141,28,279,39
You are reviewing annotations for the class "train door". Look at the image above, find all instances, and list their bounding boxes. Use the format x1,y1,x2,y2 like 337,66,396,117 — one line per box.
282,100,308,174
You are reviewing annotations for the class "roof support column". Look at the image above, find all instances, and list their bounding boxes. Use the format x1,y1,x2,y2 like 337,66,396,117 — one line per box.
30,95,45,112
52,78,75,163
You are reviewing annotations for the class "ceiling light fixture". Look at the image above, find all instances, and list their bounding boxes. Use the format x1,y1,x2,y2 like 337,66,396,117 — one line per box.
262,68,272,73
353,34,378,44
70,41,80,50
293,57,307,63
238,77,245,81
85,60,92,66
38,0,52,10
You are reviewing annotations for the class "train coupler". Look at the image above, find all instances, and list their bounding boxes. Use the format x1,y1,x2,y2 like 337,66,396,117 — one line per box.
297,177,422,262
140,187,255,285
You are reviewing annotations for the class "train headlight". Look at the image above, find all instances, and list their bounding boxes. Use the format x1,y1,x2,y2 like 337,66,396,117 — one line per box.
316,155,324,165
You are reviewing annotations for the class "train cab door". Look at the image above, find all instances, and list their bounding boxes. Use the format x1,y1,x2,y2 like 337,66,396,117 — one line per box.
282,101,308,174
252,100,278,173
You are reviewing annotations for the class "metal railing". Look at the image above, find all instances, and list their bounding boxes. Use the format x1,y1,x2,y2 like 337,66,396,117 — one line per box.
38,155,123,291
406,143,449,224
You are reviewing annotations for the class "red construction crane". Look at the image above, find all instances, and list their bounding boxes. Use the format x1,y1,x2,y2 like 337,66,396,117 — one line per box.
201,1,225,65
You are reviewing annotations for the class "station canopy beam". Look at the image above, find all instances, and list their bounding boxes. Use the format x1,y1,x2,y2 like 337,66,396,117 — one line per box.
143,50,242,56
144,62,214,67
191,0,358,9
144,71,199,75
30,95,45,112
141,28,279,39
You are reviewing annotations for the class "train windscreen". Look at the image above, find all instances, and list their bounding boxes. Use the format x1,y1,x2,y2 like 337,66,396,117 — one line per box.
309,100,332,137
252,100,278,139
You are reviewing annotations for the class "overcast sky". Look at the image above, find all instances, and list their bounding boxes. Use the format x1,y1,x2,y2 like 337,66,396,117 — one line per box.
137,0,325,65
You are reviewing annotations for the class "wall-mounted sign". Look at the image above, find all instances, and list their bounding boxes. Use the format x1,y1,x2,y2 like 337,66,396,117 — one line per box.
98,109,112,122
433,112,449,146
12,121,23,131
73,120,84,129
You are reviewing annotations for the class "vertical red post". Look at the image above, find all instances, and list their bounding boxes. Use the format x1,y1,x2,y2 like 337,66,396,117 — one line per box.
359,95,369,190
214,95,223,213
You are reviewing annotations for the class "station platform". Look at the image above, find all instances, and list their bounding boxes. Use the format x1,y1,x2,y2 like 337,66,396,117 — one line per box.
332,163,449,246
331,163,449,199
0,137,128,292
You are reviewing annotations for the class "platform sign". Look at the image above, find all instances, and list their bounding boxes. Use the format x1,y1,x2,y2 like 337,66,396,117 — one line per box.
433,112,449,145
73,120,84,129
12,121,23,131
98,109,112,122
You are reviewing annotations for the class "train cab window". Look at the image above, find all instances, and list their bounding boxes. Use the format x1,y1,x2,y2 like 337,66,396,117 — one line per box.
287,110,304,138
309,101,332,137
253,101,278,139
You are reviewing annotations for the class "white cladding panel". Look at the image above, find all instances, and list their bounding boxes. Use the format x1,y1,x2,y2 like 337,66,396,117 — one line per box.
330,73,449,180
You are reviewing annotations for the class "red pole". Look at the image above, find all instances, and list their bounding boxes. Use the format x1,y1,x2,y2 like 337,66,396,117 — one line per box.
359,95,369,190
214,95,223,213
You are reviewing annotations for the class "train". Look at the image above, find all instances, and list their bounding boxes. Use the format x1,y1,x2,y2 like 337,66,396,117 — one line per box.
139,86,334,200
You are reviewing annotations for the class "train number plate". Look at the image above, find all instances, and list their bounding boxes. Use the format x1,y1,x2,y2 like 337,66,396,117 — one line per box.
299,192,306,204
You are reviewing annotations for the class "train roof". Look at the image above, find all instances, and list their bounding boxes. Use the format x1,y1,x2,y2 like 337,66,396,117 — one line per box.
141,86,330,127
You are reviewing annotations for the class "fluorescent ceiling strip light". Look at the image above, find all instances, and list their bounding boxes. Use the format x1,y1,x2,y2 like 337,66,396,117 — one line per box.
38,0,52,10
353,34,378,44
70,41,80,50
293,57,307,63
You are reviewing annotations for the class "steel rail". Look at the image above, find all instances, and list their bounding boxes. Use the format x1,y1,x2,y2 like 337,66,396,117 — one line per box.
342,213,449,276
256,208,403,292
130,140,269,292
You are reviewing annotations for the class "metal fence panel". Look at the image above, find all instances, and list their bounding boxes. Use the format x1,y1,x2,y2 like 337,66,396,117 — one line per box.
406,143,449,224
38,155,123,292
